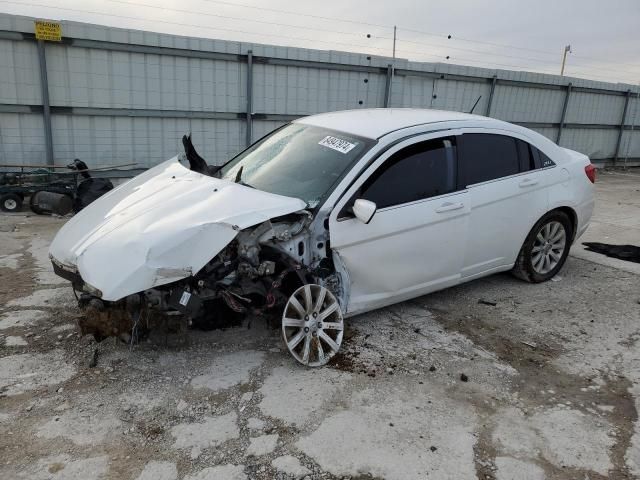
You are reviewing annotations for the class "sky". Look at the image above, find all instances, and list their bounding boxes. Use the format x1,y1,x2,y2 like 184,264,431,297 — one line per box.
1,0,639,85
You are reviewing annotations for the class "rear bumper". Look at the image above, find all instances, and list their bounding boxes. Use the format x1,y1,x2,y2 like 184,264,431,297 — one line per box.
574,197,595,242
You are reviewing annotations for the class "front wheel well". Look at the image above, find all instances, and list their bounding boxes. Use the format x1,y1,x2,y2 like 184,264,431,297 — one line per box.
549,206,578,244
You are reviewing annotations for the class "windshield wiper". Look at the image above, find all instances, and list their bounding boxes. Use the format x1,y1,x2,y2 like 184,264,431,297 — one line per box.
233,165,255,189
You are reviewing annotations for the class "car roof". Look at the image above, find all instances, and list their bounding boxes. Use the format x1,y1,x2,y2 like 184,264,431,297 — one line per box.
295,108,505,139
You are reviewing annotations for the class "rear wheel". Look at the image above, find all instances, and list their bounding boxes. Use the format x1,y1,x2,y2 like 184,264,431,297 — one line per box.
0,193,22,212
512,211,572,283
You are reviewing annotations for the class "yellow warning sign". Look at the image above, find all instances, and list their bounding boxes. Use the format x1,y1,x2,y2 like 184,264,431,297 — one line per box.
34,21,61,42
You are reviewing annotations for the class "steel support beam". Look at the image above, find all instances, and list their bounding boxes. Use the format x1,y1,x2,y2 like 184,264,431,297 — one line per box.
2,103,637,132
556,83,572,144
486,75,497,116
36,40,54,166
246,50,253,147
613,89,632,164
384,64,393,107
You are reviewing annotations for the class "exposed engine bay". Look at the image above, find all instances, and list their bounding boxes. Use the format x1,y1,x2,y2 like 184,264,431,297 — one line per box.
73,212,336,337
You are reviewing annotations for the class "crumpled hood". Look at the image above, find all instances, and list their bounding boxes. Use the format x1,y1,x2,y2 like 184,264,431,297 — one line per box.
49,156,307,301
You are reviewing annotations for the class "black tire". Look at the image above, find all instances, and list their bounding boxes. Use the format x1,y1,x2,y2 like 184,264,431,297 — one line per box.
0,193,22,212
512,210,573,283
29,192,46,215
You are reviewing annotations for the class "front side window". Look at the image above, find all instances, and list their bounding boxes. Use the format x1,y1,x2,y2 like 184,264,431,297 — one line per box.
218,124,373,207
457,133,520,187
359,138,455,209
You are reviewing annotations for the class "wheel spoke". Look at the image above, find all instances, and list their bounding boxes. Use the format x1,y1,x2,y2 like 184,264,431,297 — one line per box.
317,340,325,364
319,330,340,353
287,330,305,350
532,245,543,254
288,295,306,317
536,232,545,244
549,250,560,262
552,240,565,250
532,252,542,265
534,253,545,271
322,321,343,331
283,317,304,328
319,302,338,320
303,284,312,312
313,287,327,313
549,222,559,238
551,230,564,243
301,334,311,364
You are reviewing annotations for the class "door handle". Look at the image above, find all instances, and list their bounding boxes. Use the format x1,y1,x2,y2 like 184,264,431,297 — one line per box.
519,178,539,188
435,202,464,213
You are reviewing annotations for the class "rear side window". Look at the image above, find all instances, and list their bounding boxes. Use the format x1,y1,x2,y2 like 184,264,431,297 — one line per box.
516,139,536,172
539,150,556,168
360,138,455,209
457,133,520,187
530,146,556,169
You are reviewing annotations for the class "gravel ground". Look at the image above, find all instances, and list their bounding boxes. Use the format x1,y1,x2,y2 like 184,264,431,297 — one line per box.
0,170,639,480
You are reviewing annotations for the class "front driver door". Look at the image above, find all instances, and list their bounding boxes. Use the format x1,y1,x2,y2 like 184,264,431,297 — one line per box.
328,134,469,315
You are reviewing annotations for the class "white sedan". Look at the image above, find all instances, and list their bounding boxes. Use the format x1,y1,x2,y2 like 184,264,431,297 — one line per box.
49,109,595,366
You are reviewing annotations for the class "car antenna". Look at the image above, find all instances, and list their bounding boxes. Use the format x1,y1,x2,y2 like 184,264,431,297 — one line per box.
234,165,244,183
468,95,482,114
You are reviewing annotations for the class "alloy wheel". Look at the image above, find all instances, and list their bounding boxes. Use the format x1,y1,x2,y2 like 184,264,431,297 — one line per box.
282,284,343,367
531,220,566,274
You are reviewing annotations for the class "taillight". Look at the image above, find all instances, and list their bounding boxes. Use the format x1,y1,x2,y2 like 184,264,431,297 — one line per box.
584,164,596,183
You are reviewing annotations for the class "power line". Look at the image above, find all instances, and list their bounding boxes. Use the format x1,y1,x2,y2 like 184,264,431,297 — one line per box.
192,0,639,71
107,0,391,41
1,0,635,84
0,1,393,53
395,38,640,78
196,0,392,30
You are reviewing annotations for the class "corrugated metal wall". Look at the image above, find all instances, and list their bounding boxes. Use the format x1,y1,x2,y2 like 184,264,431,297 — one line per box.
0,13,638,171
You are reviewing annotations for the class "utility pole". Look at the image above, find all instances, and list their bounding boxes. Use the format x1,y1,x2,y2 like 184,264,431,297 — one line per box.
392,25,397,59
560,44,571,76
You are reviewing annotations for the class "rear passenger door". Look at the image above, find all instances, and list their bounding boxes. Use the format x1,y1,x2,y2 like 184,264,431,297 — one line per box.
456,131,549,278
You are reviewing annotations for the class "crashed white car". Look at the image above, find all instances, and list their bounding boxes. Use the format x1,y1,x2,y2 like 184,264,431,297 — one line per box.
50,108,595,366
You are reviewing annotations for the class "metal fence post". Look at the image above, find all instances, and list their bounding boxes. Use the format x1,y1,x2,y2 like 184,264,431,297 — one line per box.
613,89,631,164
36,40,54,166
245,50,253,147
485,75,497,116
383,64,393,107
556,82,572,144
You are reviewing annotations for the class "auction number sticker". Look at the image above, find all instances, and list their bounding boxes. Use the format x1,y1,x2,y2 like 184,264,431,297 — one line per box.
179,291,191,306
318,135,357,154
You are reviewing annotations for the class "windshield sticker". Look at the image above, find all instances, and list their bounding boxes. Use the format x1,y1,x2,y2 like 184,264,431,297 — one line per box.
318,135,357,154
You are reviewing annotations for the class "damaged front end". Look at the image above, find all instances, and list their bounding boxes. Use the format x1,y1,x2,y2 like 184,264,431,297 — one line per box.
69,215,313,343
49,134,346,365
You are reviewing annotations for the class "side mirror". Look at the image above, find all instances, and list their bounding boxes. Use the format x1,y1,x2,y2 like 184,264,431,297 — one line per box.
353,199,377,224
